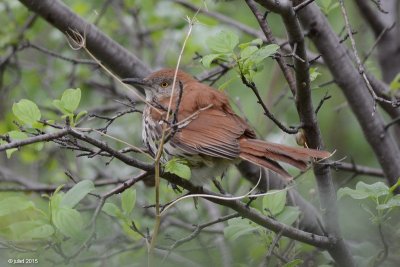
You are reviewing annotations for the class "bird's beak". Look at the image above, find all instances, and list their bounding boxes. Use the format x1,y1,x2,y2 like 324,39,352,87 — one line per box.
121,78,150,87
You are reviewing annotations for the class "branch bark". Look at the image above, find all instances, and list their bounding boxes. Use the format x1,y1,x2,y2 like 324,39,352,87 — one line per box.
253,1,354,266
292,0,400,187
354,0,400,83
18,0,151,79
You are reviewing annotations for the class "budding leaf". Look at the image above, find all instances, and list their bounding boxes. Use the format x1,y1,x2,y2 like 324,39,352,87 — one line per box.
12,99,41,125
60,180,95,208
389,73,400,91
60,88,81,113
208,30,239,53
103,202,123,218
262,189,287,216
164,158,191,180
202,54,222,68
121,188,136,215
52,207,83,239
224,218,259,241
3,131,28,158
337,181,389,200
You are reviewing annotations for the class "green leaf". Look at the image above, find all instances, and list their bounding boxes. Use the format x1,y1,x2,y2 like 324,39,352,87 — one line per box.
238,38,263,49
389,73,400,91
12,99,41,125
309,67,321,82
338,181,389,200
52,99,69,115
249,44,279,64
0,197,35,216
52,207,83,239
377,195,400,210
9,221,54,240
224,218,259,241
207,30,239,53
50,188,64,211
262,189,287,216
60,88,81,113
5,131,28,158
240,46,258,60
337,187,369,200
283,259,304,267
202,54,222,68
103,202,123,218
60,180,95,208
164,158,191,180
276,206,301,225
121,188,136,215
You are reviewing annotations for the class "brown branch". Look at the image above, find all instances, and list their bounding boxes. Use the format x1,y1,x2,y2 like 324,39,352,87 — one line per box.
253,1,355,266
0,129,69,152
245,0,297,95
293,0,400,189
18,0,151,79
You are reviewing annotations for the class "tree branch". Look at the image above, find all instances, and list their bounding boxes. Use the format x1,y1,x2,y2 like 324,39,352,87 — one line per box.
18,0,151,79
253,1,355,266
293,0,400,188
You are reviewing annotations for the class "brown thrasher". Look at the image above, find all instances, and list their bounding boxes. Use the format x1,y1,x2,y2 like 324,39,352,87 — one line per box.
123,69,330,185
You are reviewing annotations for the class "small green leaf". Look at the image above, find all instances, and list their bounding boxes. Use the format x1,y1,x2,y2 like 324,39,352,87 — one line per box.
283,259,304,267
338,181,389,200
389,73,400,91
202,54,222,68
0,197,35,216
276,206,301,225
12,99,41,125
337,187,369,200
240,46,258,60
262,189,287,216
309,67,321,82
60,88,81,113
52,99,69,115
238,38,263,49
249,44,279,64
208,30,239,53
60,180,95,208
103,202,123,218
52,207,83,239
377,195,400,210
356,182,389,198
121,188,136,215
224,218,259,241
164,158,191,180
9,221,54,240
5,131,28,158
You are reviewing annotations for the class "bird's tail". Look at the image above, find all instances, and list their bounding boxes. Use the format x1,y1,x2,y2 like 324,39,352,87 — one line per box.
239,139,331,179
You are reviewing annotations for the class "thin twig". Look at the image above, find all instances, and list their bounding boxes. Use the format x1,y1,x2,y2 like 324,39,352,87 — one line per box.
338,0,399,111
240,73,300,134
362,22,396,64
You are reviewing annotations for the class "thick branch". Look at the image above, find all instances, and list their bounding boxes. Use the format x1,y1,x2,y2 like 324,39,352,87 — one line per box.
18,0,151,79
293,1,400,188
254,1,354,266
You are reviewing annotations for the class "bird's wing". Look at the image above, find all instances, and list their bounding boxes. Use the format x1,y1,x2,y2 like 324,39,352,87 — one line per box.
168,83,255,159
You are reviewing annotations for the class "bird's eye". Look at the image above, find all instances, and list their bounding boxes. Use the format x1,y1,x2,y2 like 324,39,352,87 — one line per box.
160,82,169,88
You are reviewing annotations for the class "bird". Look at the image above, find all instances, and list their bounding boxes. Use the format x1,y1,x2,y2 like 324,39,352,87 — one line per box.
122,68,330,185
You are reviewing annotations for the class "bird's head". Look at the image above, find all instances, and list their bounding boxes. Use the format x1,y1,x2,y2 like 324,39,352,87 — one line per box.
122,68,195,101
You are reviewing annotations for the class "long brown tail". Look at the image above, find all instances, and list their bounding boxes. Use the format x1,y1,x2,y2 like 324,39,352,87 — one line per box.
239,139,331,179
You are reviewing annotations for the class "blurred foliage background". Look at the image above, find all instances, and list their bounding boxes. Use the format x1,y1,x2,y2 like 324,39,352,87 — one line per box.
0,0,399,266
